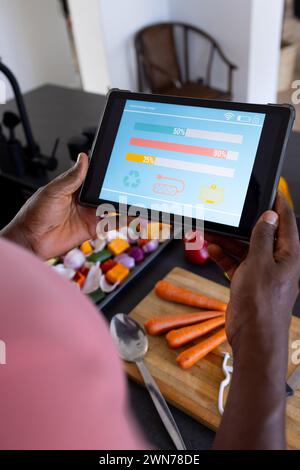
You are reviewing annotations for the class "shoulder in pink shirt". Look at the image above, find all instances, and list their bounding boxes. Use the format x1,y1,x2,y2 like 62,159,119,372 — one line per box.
0,238,147,450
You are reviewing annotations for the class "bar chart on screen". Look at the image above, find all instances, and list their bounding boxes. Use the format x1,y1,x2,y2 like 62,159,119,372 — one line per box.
125,153,235,178
100,99,265,226
126,122,240,178
129,137,239,161
134,122,244,144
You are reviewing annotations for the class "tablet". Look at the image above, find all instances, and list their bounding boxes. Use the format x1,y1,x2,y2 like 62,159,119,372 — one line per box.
79,90,294,240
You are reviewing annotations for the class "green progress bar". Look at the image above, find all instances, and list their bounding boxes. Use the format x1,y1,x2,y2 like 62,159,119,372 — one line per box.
134,122,186,136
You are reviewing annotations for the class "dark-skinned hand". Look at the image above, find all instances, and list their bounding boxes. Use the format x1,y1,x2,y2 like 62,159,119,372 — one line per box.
0,153,98,259
206,193,300,351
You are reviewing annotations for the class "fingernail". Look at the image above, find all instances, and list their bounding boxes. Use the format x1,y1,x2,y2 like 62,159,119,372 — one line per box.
262,210,278,225
76,153,83,165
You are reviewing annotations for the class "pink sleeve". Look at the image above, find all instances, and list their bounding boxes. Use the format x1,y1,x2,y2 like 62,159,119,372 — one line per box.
0,239,148,450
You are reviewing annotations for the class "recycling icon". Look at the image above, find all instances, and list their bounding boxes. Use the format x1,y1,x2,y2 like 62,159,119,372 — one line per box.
123,170,141,188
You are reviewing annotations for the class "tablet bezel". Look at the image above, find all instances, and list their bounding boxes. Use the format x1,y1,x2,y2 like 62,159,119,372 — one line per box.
79,89,295,240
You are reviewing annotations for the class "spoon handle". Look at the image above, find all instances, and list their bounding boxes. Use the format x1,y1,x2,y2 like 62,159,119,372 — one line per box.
136,359,186,450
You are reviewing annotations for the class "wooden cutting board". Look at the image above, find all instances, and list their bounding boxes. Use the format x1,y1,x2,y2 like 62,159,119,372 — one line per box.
124,267,300,450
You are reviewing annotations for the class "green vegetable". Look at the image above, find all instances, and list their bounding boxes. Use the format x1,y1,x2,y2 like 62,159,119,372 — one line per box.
88,288,106,303
87,249,111,263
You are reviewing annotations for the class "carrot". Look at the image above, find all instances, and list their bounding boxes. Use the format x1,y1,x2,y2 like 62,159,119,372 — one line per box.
176,328,227,369
166,316,225,349
155,280,227,312
145,311,225,335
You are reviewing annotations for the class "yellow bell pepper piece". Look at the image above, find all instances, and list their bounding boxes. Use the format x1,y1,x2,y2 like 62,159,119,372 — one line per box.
80,240,93,255
106,263,129,284
107,238,129,256
278,176,294,209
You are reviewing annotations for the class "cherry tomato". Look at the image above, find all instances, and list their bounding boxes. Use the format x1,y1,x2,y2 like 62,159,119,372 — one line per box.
101,259,117,273
184,231,210,265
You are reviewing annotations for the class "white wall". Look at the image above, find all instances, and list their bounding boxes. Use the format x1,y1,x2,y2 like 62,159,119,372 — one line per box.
170,0,252,101
170,0,284,103
0,0,78,101
99,0,170,91
69,0,283,103
68,0,170,94
247,0,284,103
68,0,111,94
0,0,284,103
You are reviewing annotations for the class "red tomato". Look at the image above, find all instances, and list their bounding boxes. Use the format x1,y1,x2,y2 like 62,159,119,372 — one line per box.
101,259,117,273
137,239,149,248
79,266,89,276
184,231,210,265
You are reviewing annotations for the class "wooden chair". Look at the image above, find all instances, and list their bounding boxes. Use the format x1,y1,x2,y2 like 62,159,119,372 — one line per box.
135,22,237,100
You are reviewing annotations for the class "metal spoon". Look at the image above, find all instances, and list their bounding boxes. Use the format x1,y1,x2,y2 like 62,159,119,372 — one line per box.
110,313,186,450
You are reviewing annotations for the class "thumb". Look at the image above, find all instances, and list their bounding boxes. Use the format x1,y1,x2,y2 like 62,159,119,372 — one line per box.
48,153,89,195
248,210,278,258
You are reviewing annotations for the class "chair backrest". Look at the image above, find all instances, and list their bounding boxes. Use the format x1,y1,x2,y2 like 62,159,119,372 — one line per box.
135,24,181,93
135,22,236,95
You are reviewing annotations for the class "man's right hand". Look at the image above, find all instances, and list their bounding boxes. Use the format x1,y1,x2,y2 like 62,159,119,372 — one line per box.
210,193,300,449
206,193,300,354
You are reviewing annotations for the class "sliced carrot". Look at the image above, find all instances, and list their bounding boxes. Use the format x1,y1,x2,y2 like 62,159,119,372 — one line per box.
176,329,227,369
166,316,225,349
145,311,224,336
155,280,227,312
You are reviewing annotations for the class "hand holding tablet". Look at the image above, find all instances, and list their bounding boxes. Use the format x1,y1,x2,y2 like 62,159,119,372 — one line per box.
79,90,294,240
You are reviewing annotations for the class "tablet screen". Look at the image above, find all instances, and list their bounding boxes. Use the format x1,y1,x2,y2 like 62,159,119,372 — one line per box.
100,99,265,227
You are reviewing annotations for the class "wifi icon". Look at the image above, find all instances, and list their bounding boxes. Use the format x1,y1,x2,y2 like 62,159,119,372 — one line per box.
224,112,234,120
